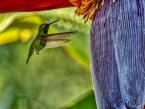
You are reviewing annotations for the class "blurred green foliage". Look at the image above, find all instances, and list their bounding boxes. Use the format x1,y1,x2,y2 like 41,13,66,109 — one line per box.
0,8,96,109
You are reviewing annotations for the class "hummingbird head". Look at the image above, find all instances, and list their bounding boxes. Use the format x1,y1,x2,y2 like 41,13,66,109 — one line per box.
39,24,49,35
39,20,59,36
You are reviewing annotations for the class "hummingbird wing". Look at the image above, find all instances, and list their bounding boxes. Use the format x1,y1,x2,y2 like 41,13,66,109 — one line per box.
44,32,75,48
26,43,34,64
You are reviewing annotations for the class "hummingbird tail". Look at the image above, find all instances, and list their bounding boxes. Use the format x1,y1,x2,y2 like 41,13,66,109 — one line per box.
26,58,29,64
26,47,34,64
26,54,31,64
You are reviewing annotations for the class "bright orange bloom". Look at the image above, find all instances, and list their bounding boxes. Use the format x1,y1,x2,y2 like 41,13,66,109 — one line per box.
69,0,81,6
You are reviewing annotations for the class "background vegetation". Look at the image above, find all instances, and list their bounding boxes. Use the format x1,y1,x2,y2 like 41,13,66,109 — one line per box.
0,8,96,109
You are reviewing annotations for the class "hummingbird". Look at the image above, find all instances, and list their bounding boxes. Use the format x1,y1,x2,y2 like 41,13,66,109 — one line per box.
26,20,75,64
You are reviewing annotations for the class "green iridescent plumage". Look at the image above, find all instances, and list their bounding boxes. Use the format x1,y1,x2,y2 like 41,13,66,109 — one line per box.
26,20,75,64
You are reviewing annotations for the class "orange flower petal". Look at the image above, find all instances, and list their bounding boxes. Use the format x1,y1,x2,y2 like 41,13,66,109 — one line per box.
69,0,81,6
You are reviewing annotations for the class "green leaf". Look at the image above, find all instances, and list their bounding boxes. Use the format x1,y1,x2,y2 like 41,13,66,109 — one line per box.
61,90,96,109
0,59,16,109
0,42,93,109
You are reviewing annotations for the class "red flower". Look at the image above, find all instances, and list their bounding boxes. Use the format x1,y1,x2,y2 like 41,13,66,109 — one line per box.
0,0,74,13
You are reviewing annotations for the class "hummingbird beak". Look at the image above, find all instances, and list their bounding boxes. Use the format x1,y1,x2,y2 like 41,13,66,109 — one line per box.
46,19,59,27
